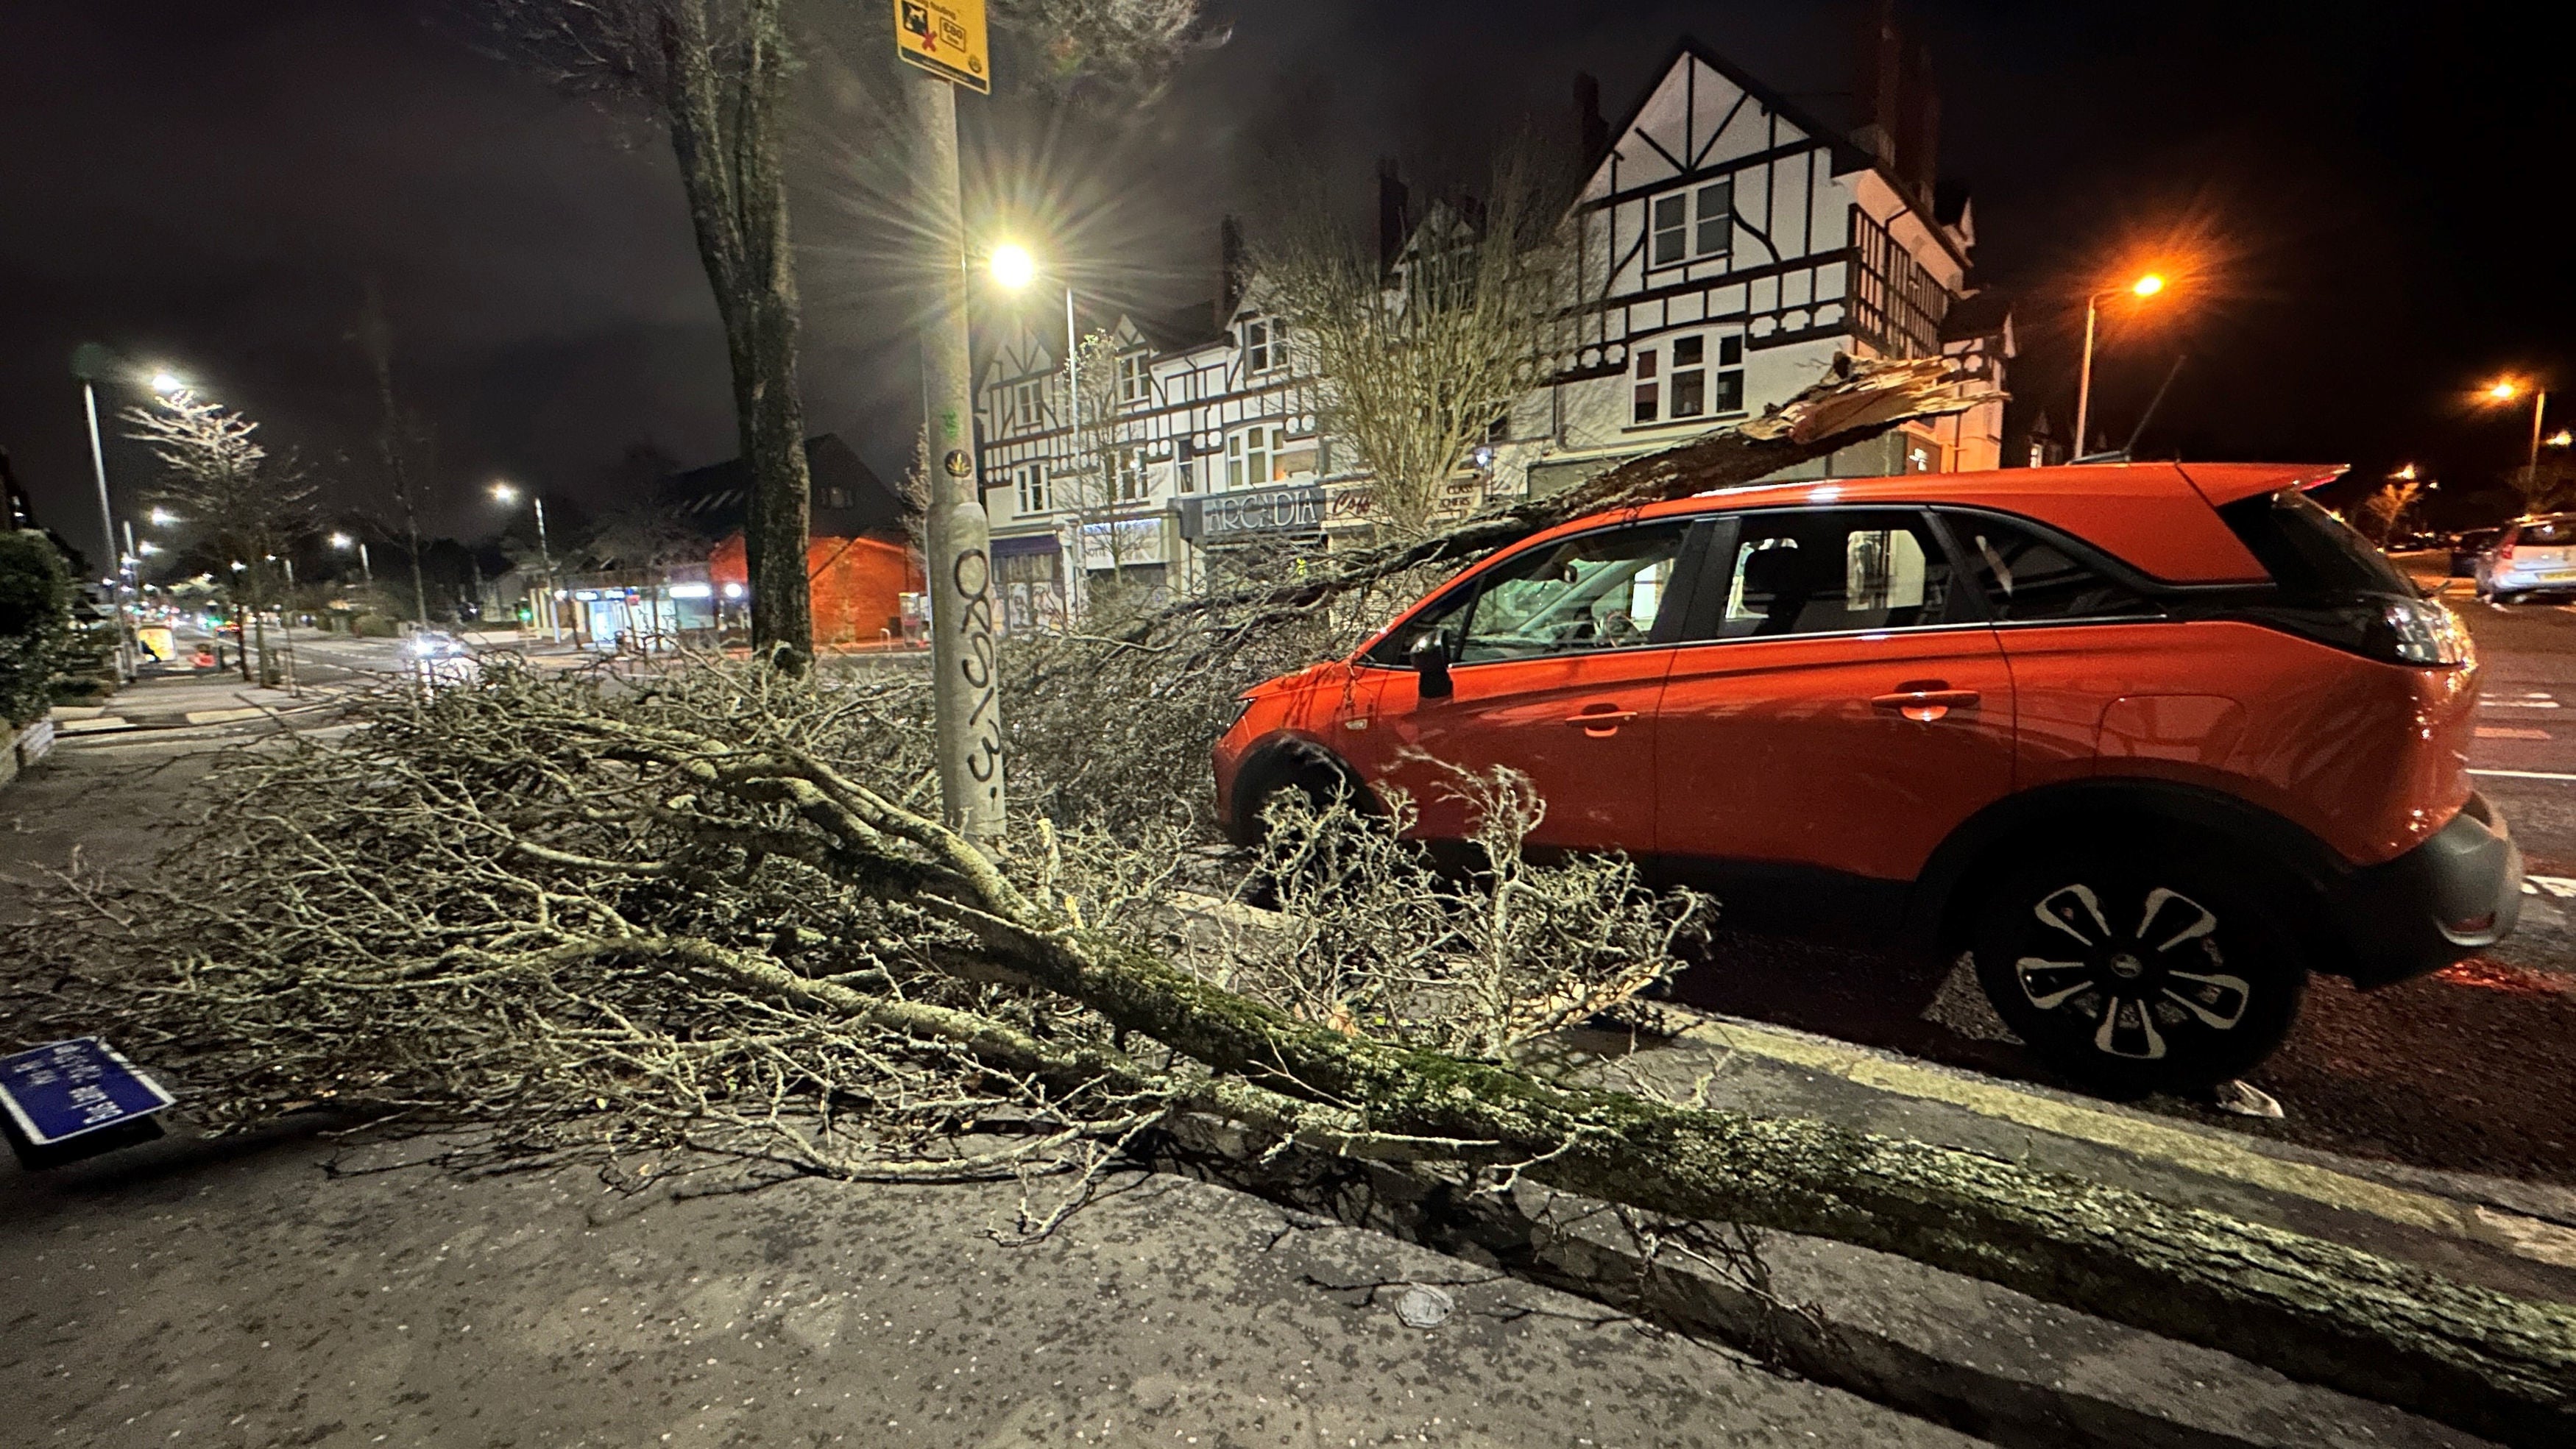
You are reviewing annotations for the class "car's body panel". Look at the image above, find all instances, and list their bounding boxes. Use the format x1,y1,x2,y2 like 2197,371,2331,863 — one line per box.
1340,648,1678,849
1655,625,2016,882
1996,620,2478,867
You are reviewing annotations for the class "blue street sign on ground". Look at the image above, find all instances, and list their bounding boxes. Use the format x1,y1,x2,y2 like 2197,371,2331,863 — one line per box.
0,1038,176,1146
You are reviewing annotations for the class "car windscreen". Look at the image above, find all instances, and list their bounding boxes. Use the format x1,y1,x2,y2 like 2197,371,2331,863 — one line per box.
2218,489,2416,599
2516,518,2576,547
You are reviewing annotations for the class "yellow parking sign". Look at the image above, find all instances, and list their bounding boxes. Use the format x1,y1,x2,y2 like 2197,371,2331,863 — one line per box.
895,0,989,94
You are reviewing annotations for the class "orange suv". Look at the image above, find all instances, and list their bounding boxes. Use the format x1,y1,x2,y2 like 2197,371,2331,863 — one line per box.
1213,463,2521,1095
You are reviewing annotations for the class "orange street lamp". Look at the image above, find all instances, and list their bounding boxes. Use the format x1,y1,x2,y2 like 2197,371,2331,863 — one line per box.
2075,272,2171,460
2483,377,2550,484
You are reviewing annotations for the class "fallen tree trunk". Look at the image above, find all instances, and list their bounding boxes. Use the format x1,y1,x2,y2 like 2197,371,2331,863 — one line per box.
583,721,2576,1448
1128,352,1981,648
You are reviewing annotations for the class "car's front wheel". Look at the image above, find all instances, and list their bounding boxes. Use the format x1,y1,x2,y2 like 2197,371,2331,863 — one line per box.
1971,846,2306,1097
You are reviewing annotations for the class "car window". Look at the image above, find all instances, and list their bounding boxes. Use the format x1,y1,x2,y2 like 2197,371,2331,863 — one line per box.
1945,512,2164,622
2519,519,2576,547
1453,522,1691,663
2215,490,2414,599
1709,510,1953,640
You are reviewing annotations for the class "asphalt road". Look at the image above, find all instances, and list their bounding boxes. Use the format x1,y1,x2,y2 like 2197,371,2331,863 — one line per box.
1676,568,2576,1191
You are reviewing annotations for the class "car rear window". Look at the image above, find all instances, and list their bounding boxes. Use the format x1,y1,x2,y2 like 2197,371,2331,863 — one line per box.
2516,518,2576,546
2218,489,2416,598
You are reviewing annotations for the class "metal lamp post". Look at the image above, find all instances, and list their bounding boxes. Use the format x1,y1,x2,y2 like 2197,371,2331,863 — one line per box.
330,531,374,584
490,483,563,642
2073,272,2168,461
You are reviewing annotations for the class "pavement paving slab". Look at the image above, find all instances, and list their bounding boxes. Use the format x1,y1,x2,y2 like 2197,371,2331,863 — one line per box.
0,1123,1989,1449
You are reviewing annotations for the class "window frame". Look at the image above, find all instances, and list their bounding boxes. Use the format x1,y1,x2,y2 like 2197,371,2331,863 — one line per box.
1117,352,1150,408
1928,506,2182,630
1016,464,1049,516
1241,318,1275,375
1646,179,1735,272
1671,507,1986,645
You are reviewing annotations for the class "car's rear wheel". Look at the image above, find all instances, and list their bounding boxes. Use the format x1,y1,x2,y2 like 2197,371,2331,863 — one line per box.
1971,845,2305,1097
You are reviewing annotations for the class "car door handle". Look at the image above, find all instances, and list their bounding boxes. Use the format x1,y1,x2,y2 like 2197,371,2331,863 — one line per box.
1870,688,1981,723
1563,706,1639,732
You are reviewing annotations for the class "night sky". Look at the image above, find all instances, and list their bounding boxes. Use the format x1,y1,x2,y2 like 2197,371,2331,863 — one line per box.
3,0,2570,556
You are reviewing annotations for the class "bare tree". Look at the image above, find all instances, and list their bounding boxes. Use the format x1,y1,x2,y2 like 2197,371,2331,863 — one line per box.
495,0,814,667
989,0,1225,104
355,282,436,624
2354,478,2424,544
1057,326,1153,613
122,392,316,684
1259,155,1579,539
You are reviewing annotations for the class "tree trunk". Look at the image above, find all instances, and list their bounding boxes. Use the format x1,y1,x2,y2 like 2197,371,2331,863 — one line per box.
596,733,2575,1448
659,0,813,668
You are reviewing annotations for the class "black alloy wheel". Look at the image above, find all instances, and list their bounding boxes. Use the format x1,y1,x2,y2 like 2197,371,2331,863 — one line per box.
1972,848,2306,1097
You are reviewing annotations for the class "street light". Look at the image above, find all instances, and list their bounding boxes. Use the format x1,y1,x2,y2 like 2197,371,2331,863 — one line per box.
149,369,189,397
2074,271,2172,460
490,481,562,642
2481,376,2550,489
149,507,178,526
989,239,1083,451
330,531,373,584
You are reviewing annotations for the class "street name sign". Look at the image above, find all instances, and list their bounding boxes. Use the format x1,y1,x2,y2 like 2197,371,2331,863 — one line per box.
895,0,990,93
0,1037,175,1146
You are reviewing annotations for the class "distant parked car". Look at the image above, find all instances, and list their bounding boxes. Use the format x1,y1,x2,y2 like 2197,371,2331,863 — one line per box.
2449,528,2502,577
2477,515,2576,600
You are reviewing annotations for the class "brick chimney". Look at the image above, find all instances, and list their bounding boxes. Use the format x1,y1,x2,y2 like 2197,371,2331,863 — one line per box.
1574,72,1608,170
1215,214,1245,328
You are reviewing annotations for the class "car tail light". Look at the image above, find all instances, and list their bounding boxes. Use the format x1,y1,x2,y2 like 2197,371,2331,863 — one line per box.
2243,595,2471,667
2376,596,2472,665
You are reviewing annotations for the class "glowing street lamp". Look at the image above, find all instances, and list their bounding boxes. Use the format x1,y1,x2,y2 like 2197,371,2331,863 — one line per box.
149,369,189,397
2075,272,2173,460
330,531,373,584
988,243,1036,291
2481,376,2551,486
988,239,1082,445
489,481,560,642
149,507,179,526
2550,431,2575,449
2393,463,2418,481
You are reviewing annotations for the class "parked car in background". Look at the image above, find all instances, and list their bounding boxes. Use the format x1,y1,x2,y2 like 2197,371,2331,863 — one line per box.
1215,463,2519,1097
2477,514,2576,600
2450,527,2502,577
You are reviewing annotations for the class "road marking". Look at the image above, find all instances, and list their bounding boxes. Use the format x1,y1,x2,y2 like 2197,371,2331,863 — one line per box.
2477,726,2551,740
2524,875,2576,898
1672,1014,2576,1269
2482,699,2561,709
2470,768,2576,782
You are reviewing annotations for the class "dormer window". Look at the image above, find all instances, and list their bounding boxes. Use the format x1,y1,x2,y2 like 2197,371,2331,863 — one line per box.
1649,180,1733,268
1241,318,1275,374
1117,352,1149,407
1012,380,1044,429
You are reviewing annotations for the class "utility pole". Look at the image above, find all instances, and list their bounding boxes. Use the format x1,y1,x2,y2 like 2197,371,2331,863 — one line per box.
907,69,1006,841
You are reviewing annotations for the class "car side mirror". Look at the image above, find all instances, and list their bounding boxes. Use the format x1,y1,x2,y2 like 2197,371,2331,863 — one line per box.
1409,629,1454,699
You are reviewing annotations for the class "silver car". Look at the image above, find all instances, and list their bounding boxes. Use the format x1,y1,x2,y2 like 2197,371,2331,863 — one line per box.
2479,514,2576,601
